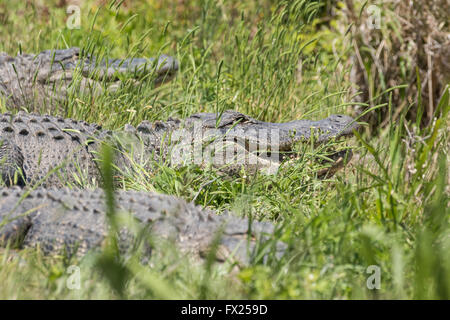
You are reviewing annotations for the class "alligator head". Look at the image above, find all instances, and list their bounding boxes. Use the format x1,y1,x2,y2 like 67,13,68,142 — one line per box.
163,110,360,176
0,47,179,111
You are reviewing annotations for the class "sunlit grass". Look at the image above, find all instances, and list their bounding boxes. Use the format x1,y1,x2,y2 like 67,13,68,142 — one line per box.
0,0,448,299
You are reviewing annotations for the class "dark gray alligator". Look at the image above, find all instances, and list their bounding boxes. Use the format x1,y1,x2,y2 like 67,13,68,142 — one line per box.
0,187,284,264
0,47,359,264
0,47,179,111
0,110,359,187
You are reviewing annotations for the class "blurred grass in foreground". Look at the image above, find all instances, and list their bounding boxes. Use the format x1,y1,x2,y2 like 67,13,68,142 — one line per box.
0,0,448,299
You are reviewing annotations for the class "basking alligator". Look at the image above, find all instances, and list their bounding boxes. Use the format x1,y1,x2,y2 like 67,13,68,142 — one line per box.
0,110,357,262
0,110,358,187
0,47,179,111
0,187,283,264
0,47,359,263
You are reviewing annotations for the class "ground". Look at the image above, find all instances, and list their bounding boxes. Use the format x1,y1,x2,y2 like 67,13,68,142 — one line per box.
0,0,448,299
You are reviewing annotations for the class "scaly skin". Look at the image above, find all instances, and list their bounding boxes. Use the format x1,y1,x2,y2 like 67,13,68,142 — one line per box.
0,47,179,111
0,110,359,187
0,48,359,263
0,187,284,264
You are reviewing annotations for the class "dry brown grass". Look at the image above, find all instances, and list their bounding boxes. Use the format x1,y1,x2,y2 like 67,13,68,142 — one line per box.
344,0,449,127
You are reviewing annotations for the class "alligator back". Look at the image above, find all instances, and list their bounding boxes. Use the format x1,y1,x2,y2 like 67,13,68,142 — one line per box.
0,187,284,264
0,111,100,187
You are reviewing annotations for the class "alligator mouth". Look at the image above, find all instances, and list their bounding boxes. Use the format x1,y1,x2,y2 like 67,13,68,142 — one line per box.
191,133,355,177
315,148,353,177
266,145,353,178
176,111,359,176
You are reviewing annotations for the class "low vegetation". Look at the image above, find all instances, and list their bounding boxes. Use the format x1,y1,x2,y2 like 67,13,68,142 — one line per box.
0,0,448,299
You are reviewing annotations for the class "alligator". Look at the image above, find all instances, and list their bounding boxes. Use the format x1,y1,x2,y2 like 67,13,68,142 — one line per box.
0,47,359,264
0,187,284,265
0,47,179,111
0,110,359,188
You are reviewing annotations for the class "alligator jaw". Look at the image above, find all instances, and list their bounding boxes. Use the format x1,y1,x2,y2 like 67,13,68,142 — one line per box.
175,110,360,176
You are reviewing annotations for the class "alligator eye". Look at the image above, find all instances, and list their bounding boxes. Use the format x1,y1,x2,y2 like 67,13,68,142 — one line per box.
137,124,151,134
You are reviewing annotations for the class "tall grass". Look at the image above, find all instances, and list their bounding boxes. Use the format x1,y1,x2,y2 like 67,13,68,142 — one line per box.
0,0,448,299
